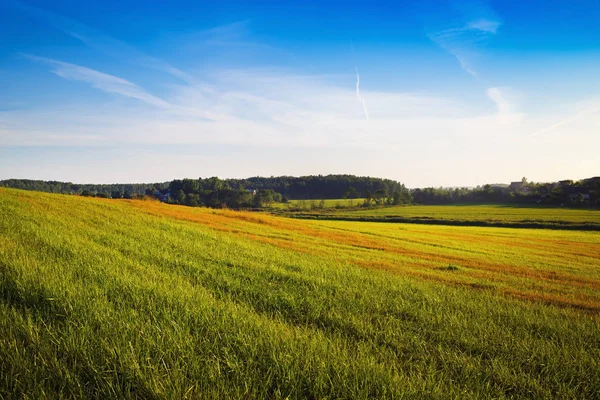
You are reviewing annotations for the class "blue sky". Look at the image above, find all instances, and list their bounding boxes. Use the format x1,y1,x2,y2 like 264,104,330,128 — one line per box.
0,0,599,186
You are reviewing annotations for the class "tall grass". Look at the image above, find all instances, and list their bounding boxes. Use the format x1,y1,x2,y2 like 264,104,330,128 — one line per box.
1,188,599,399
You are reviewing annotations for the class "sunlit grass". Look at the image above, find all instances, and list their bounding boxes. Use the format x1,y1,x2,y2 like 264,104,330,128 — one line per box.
283,203,600,230
326,203,600,223
1,188,599,398
270,198,366,210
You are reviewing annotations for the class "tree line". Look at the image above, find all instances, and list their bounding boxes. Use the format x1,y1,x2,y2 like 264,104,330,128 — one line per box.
226,175,408,200
0,179,168,199
412,177,600,207
0,175,410,209
2,175,598,208
165,175,412,208
167,177,282,208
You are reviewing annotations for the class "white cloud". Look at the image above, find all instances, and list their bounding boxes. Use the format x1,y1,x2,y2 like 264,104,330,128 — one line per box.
24,55,173,109
5,61,600,186
486,87,523,125
467,19,501,33
427,1,502,76
486,87,511,114
0,67,527,151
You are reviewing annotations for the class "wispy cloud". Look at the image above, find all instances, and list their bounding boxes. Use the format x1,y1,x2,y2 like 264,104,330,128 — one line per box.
427,1,501,76
486,87,522,124
486,87,511,115
1,64,527,150
5,1,522,152
467,19,501,33
9,0,193,83
23,54,173,109
180,20,270,49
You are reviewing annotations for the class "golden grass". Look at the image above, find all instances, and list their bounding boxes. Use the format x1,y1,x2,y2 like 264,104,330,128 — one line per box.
8,188,600,310
121,198,600,312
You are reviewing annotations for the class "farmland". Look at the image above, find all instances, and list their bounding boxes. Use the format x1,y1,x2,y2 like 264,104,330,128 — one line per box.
1,188,600,398
282,203,600,230
273,198,366,209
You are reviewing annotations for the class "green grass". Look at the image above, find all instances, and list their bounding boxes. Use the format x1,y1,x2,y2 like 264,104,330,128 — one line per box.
347,204,600,222
1,188,600,399
284,203,600,229
271,198,366,210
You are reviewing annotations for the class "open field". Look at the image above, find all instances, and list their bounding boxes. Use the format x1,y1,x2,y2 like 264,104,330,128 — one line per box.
283,204,600,230
272,198,366,209
1,188,600,398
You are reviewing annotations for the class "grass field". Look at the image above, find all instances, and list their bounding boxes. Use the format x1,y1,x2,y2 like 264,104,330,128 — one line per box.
284,203,600,229
272,198,365,209
1,188,600,398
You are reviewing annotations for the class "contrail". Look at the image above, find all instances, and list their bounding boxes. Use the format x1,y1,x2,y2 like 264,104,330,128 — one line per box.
532,106,600,137
351,42,369,121
355,66,369,120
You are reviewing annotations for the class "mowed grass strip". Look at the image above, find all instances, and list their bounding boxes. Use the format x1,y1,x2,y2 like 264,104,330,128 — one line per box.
1,188,599,399
271,198,366,209
289,204,600,228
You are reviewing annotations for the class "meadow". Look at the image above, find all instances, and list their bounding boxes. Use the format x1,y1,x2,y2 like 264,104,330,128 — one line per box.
272,198,366,209
282,203,600,230
1,188,599,399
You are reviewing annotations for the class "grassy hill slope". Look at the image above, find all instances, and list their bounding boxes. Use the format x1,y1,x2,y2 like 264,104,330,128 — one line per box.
1,188,599,399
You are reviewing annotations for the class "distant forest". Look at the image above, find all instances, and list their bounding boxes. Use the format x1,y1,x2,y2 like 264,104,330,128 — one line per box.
0,179,168,199
0,175,411,208
1,175,598,208
411,177,600,207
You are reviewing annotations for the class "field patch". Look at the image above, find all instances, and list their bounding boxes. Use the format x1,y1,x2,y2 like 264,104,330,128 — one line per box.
282,203,600,230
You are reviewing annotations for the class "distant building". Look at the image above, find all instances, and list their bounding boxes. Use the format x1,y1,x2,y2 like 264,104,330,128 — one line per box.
509,181,525,192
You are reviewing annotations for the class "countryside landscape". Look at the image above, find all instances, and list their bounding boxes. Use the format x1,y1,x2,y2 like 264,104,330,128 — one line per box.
2,0,600,398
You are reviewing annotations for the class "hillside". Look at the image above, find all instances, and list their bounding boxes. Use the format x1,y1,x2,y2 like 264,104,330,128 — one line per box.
1,188,599,398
